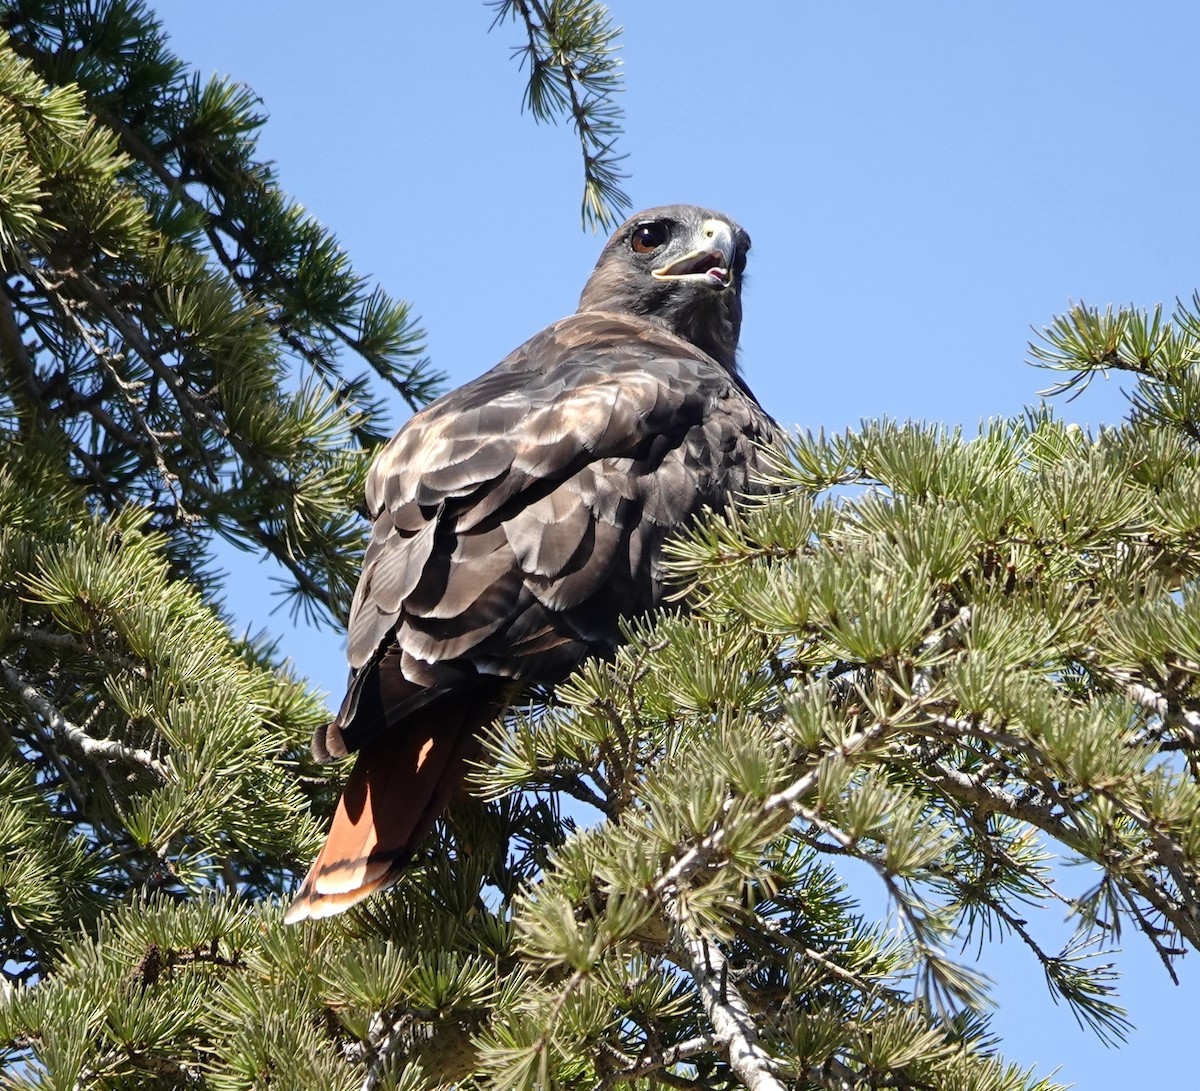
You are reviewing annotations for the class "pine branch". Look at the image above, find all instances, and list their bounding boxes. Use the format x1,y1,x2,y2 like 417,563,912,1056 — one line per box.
728,904,905,1001
984,891,1131,1043
39,261,343,619
795,798,990,1015
919,757,1059,826
360,1011,404,1091
22,261,229,477
27,261,187,507
917,714,1200,954
107,112,432,411
15,624,150,678
594,1034,728,1090
495,0,630,231
653,721,889,900
680,935,786,1091
1118,675,1200,740
0,657,170,783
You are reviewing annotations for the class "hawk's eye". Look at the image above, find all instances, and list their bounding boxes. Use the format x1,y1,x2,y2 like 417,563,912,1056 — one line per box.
631,221,669,254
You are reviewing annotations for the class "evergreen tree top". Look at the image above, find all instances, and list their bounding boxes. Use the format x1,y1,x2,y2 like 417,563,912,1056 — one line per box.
3,3,1200,1089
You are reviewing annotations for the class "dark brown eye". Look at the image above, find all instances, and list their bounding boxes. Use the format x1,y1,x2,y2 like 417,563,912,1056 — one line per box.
631,221,669,254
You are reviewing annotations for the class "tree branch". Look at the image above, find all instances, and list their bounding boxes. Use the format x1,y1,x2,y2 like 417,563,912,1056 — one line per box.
916,719,1200,952
28,261,342,620
653,721,889,900
502,0,629,230
106,112,431,409
680,934,786,1091
0,657,170,783
595,1033,727,1090
1120,675,1200,740
648,720,893,1090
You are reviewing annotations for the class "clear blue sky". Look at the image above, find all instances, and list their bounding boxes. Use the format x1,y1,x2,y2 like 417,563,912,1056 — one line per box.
151,2,1200,1084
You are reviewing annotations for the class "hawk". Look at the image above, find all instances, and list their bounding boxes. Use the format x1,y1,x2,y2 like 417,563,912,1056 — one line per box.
285,205,776,922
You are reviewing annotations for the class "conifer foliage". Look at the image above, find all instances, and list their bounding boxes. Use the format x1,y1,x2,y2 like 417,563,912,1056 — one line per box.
0,0,426,1075
3,3,1200,1090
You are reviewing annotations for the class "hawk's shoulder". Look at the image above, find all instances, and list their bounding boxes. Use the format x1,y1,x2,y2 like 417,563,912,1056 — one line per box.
363,310,764,516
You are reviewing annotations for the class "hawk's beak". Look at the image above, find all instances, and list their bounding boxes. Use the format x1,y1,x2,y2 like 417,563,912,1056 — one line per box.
652,218,735,290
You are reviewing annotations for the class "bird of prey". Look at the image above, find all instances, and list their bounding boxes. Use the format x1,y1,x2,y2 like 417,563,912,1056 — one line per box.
284,205,776,923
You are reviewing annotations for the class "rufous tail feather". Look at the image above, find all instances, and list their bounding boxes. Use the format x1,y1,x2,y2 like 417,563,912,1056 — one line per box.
283,702,488,923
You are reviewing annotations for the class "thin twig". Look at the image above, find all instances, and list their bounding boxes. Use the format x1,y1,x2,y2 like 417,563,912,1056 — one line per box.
653,721,888,900
594,1033,727,1091
917,720,1200,952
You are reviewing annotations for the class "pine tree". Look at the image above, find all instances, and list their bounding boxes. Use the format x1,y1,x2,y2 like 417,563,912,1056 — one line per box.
3,3,1199,1090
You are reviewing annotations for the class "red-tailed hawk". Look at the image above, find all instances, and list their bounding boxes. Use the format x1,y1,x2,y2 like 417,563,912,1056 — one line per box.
285,205,776,922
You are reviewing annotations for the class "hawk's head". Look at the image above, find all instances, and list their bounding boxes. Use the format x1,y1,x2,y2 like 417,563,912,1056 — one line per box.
578,205,751,373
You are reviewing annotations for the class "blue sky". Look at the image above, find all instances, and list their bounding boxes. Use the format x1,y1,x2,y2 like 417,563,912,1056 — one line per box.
151,2,1200,1084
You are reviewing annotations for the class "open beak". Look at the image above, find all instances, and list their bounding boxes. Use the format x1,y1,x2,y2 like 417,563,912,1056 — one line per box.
652,218,735,290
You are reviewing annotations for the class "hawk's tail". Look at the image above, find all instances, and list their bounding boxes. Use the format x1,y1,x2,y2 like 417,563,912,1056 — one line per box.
283,698,492,924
